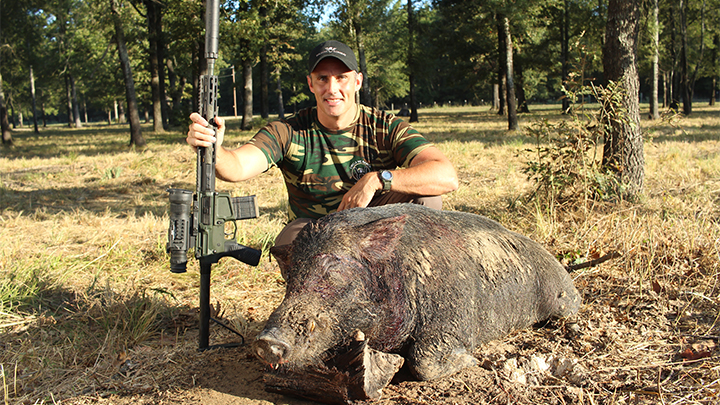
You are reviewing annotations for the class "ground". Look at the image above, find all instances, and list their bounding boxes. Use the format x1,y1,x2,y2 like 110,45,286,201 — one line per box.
52,262,718,405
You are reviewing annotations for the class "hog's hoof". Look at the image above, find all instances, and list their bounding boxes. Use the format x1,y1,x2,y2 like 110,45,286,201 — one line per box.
410,347,478,381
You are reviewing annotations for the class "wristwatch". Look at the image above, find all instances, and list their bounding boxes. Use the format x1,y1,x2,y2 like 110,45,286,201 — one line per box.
379,170,393,191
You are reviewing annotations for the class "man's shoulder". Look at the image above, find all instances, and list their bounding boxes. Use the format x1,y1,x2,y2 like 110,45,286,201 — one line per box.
282,107,316,130
359,105,398,122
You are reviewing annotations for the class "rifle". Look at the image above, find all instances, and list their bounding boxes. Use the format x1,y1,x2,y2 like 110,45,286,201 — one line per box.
167,0,261,351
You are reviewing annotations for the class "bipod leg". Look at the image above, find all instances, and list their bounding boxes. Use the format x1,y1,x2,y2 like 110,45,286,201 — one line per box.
198,259,244,351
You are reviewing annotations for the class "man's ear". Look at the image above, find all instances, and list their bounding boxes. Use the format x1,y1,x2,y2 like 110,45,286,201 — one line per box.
355,71,363,88
307,75,314,94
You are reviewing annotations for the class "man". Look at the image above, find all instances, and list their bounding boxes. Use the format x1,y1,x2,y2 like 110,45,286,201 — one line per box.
186,40,458,245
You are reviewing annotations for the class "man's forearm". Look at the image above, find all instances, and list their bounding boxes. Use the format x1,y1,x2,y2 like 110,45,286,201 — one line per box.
385,160,459,196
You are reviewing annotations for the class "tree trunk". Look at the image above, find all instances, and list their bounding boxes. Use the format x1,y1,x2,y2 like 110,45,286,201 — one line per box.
30,66,39,133
668,7,680,110
352,18,372,107
40,89,47,128
515,59,530,113
167,57,183,126
407,0,418,122
275,66,285,120
242,59,253,130
260,44,269,119
712,33,719,106
157,6,168,129
0,72,11,145
492,83,500,111
679,0,691,115
65,74,73,127
602,0,644,198
146,0,165,132
71,75,82,128
111,0,146,148
496,15,506,116
502,15,517,130
649,0,660,119
561,0,571,113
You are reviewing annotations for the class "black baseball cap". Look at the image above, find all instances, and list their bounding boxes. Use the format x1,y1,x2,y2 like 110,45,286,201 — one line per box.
308,40,359,73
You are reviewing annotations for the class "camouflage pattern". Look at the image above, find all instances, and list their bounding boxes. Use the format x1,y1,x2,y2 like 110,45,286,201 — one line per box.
248,105,432,221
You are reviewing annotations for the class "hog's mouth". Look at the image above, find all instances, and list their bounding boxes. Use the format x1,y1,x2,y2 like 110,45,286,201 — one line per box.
260,330,405,403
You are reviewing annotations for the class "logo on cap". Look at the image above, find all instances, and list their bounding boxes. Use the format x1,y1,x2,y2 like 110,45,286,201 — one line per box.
318,46,347,58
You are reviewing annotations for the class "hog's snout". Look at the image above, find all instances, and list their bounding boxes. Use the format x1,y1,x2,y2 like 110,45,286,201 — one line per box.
254,328,291,365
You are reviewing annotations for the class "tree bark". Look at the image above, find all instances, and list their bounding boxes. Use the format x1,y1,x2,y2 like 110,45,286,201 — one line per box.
242,59,253,130
602,0,644,197
111,0,146,148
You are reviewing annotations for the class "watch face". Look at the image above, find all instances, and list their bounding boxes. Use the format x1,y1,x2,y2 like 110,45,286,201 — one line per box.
381,171,393,181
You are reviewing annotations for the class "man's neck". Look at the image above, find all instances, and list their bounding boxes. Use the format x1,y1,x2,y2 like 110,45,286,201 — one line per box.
317,103,359,131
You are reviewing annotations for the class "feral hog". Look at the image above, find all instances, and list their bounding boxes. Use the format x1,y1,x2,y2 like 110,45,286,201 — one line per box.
254,204,581,399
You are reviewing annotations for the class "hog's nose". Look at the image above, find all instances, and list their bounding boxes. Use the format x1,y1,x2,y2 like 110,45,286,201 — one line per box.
254,331,291,365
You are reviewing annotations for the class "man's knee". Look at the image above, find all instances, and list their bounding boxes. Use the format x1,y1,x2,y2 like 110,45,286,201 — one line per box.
414,195,442,210
274,218,314,246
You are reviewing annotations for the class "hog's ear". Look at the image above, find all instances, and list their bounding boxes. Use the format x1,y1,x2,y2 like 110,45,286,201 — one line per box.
270,244,292,278
356,215,407,261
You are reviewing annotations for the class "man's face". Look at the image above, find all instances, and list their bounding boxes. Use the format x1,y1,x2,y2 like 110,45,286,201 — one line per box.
307,58,363,128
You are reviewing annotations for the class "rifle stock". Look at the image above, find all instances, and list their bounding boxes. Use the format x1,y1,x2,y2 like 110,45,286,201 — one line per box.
166,0,260,350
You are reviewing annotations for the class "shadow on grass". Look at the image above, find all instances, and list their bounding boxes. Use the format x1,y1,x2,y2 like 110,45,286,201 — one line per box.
1,124,189,160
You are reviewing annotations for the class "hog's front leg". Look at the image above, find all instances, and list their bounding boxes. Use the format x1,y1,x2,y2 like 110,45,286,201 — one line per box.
407,336,478,381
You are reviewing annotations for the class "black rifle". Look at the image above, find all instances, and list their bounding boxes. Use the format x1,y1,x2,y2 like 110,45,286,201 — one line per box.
167,0,261,351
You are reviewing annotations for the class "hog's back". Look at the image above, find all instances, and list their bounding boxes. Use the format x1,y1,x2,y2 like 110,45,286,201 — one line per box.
325,204,581,349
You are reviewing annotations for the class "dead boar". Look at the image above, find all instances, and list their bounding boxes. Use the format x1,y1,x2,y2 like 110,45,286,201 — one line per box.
254,204,581,390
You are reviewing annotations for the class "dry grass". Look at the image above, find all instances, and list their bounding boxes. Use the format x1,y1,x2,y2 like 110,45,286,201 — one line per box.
1,104,718,404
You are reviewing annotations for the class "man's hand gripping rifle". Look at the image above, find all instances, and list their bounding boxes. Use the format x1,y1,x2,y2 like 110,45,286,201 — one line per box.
166,0,261,350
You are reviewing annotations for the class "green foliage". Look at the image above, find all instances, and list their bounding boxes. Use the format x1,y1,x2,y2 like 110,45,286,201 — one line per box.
523,79,631,204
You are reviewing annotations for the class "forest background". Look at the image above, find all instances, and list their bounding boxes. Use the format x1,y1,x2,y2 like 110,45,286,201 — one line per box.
1,0,719,145
2,1,720,404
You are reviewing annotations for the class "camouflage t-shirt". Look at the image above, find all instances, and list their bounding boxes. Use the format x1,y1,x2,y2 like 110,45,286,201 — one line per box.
248,105,433,221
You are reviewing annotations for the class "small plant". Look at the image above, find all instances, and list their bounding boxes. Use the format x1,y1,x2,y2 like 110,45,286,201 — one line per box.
523,79,630,206
103,166,123,179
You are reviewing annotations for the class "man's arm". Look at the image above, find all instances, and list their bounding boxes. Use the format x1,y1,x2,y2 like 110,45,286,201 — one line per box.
187,112,269,182
337,146,458,211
